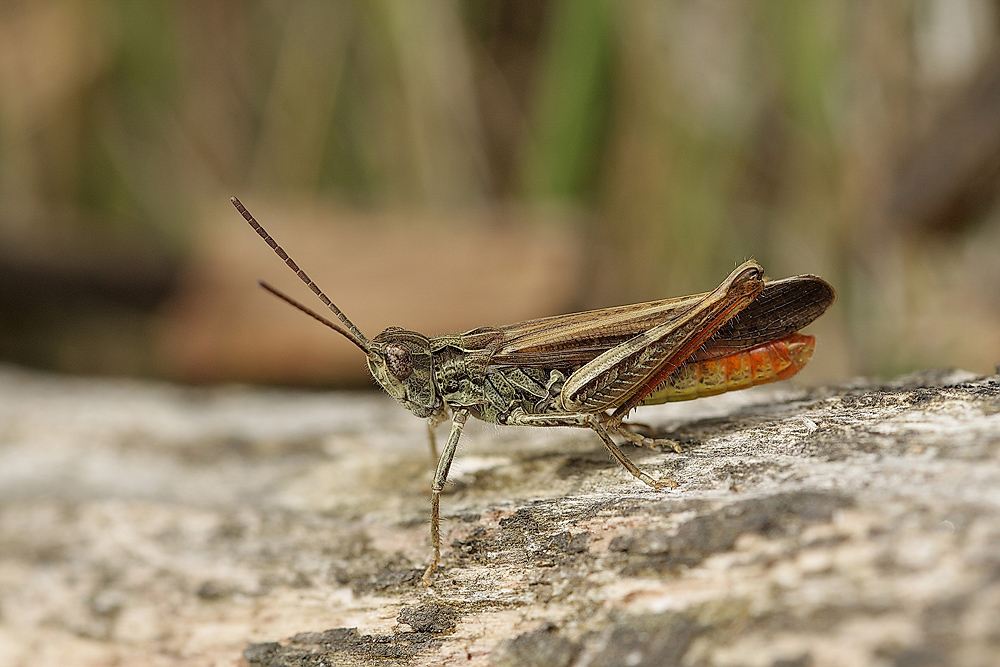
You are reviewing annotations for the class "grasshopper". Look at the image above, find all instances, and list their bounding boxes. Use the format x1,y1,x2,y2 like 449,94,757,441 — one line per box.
231,197,835,582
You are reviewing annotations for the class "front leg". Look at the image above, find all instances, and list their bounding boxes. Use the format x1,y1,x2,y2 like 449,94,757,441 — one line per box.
507,410,677,490
425,408,450,461
422,408,469,585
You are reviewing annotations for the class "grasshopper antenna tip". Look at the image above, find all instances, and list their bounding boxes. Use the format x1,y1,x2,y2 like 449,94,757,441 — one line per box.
231,196,372,349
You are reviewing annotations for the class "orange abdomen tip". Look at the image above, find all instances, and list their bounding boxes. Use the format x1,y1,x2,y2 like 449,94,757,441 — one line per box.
640,333,816,405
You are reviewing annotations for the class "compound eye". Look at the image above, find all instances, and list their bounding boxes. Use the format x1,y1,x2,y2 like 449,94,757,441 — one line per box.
384,343,413,380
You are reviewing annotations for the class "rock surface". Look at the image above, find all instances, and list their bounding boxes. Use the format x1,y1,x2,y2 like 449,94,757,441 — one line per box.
1,366,999,666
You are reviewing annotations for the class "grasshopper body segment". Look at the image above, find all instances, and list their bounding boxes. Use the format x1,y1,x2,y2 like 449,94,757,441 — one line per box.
232,197,836,583
641,332,815,404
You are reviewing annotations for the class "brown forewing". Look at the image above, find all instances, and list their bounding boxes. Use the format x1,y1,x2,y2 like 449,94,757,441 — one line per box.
491,275,835,370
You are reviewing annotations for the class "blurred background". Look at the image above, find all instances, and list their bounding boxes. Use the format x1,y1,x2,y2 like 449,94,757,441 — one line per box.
1,0,999,387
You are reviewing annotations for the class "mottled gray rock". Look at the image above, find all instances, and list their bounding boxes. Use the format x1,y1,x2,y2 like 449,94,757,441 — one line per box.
1,365,999,666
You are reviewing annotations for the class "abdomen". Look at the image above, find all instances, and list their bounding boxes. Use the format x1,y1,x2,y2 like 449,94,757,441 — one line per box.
640,333,815,404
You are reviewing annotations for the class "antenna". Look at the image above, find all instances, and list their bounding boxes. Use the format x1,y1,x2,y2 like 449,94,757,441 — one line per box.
232,197,371,351
258,281,369,352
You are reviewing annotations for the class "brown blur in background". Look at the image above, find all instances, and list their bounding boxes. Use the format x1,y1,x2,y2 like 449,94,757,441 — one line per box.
1,1,999,388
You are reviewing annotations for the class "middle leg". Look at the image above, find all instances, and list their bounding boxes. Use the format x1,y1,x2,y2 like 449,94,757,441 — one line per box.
507,410,677,489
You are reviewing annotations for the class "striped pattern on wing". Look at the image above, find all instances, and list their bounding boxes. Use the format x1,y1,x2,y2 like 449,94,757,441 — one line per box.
490,275,834,371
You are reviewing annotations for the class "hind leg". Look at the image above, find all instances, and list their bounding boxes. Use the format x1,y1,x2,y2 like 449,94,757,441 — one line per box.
612,423,684,453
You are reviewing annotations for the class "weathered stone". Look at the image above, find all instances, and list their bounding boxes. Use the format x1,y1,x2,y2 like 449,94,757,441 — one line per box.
2,366,999,666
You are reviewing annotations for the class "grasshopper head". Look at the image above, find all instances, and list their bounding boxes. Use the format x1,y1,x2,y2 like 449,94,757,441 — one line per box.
232,197,440,418
368,328,438,418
